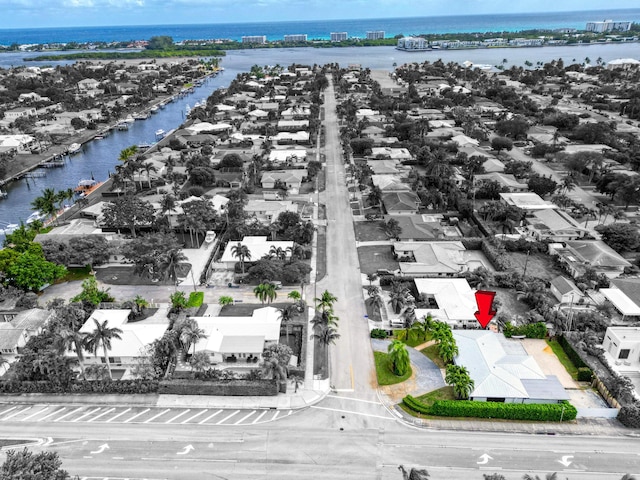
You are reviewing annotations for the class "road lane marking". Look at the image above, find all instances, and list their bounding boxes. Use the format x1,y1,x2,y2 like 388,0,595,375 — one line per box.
198,410,223,424
287,410,292,416
234,411,256,425
21,407,49,422
72,408,101,422
2,407,31,421
53,407,84,422
39,408,68,422
105,408,131,423
182,410,207,424
144,409,171,423
216,410,240,424
165,410,190,424
87,408,115,422
271,411,280,421
252,411,268,424
123,408,150,423
326,395,381,405
310,405,395,420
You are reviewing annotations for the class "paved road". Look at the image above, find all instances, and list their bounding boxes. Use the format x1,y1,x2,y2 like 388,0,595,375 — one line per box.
0,403,294,426
316,76,376,397
1,410,638,480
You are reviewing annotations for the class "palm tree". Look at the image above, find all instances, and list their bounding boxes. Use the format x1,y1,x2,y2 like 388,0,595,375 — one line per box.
269,245,287,261
84,319,124,380
31,187,57,222
218,295,234,306
366,285,380,298
158,248,188,284
445,364,474,399
231,243,251,275
287,290,301,303
388,283,409,314
179,320,208,356
142,162,158,188
189,351,210,373
254,282,277,304
314,290,337,313
313,324,341,346
286,243,304,263
369,294,384,313
54,327,88,379
278,304,297,344
522,473,558,480
438,338,459,364
387,339,410,376
366,273,378,285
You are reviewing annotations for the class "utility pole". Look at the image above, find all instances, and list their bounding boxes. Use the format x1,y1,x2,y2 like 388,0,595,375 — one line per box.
522,249,531,279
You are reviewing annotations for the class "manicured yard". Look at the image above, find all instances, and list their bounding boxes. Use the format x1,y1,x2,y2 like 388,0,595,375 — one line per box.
354,221,388,242
357,245,399,275
420,344,447,369
374,351,412,386
186,291,204,308
395,330,430,348
56,265,92,283
546,339,579,380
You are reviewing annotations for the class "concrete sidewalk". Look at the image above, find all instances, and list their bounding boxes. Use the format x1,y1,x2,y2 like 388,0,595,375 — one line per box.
157,389,327,410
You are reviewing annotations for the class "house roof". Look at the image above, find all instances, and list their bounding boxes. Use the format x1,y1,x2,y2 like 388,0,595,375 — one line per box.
500,192,556,210
261,170,306,185
372,175,410,192
395,241,466,275
550,276,580,296
191,306,282,354
220,236,294,263
268,149,307,162
382,192,420,212
454,330,569,401
414,278,476,322
611,279,640,305
529,209,583,233
9,309,52,330
564,240,631,268
601,288,640,316
0,325,24,351
475,172,526,190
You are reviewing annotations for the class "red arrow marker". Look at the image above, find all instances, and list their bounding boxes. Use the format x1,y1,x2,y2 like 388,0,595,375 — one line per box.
474,290,497,329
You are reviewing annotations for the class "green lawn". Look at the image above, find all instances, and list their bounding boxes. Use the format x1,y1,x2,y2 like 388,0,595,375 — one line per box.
420,344,447,369
394,330,430,348
374,351,412,386
546,339,579,380
356,245,399,275
354,221,388,242
415,386,456,405
56,266,92,283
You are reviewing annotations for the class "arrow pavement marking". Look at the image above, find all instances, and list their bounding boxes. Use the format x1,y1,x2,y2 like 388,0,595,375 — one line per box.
90,444,109,455
177,445,194,455
557,455,574,467
477,454,493,465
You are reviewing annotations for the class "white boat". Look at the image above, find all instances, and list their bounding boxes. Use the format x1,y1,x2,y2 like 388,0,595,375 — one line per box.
137,143,152,150
0,190,7,199
150,105,159,114
155,129,166,139
117,122,129,131
185,104,191,113
26,211,47,224
68,143,82,155
0,223,19,235
124,115,135,124
133,112,149,120
204,231,216,244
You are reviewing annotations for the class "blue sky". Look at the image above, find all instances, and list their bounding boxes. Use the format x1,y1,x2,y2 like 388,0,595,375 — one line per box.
0,0,637,29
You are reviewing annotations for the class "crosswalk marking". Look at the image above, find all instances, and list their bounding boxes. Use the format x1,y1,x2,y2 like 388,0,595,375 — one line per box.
53,407,84,422
87,408,115,422
123,408,150,423
105,408,130,423
72,408,101,422
234,411,256,425
181,410,207,424
22,407,49,422
143,409,171,424
252,411,268,424
198,410,223,424
216,410,240,425
165,409,190,424
3,407,31,421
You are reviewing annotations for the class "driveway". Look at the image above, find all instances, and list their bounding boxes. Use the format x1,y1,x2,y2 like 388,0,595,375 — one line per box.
371,339,445,403
521,338,578,389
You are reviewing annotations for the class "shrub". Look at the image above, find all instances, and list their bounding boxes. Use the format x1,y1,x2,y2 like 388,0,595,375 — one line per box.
577,367,593,382
186,291,204,308
370,328,388,339
481,240,512,271
403,395,576,421
618,402,640,428
557,335,589,369
503,321,547,339
0,379,159,394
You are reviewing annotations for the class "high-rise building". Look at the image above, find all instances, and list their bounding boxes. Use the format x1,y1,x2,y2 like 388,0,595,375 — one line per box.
366,31,385,40
586,20,632,33
396,36,428,51
330,32,348,42
241,35,267,44
284,34,308,42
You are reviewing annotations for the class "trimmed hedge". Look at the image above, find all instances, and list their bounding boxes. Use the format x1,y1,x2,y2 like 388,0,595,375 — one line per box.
557,335,589,369
618,402,640,428
371,328,388,339
403,395,577,421
481,240,512,271
0,379,159,394
577,367,593,382
504,321,547,339
159,378,278,396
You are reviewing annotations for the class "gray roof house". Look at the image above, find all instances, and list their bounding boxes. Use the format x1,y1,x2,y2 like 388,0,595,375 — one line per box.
453,330,569,404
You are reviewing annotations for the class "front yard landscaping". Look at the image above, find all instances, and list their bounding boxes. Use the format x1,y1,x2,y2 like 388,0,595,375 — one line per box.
354,220,388,242
374,351,412,386
546,339,579,380
357,245,399,275
420,344,446,369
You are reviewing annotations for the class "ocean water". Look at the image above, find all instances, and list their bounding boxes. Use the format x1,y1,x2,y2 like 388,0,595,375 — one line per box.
0,9,640,45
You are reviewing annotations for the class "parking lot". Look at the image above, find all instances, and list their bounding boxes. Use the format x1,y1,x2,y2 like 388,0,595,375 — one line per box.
0,404,294,426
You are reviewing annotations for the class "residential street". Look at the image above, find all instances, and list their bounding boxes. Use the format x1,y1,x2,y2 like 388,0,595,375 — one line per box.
316,76,376,396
